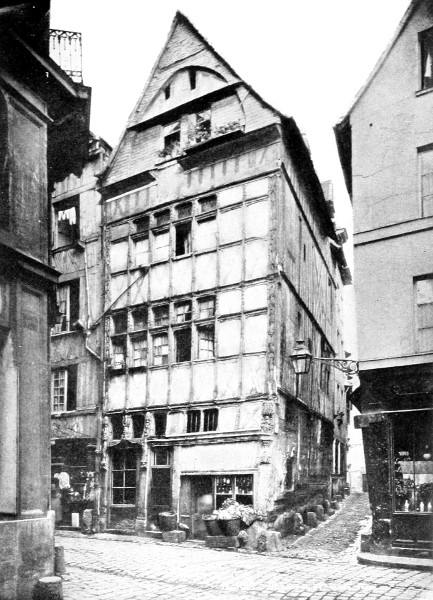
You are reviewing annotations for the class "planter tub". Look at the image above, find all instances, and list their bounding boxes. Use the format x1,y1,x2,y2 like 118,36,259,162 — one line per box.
159,512,177,532
202,515,222,536
219,518,241,536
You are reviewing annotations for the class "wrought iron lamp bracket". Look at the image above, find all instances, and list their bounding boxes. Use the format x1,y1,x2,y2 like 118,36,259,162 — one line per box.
311,357,359,375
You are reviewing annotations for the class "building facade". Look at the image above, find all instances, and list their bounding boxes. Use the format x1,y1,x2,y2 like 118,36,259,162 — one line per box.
97,12,352,538
0,2,90,598
50,134,111,529
335,0,433,556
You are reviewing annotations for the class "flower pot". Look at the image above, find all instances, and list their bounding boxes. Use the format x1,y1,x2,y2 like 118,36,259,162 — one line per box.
219,517,241,536
159,512,177,532
202,515,222,536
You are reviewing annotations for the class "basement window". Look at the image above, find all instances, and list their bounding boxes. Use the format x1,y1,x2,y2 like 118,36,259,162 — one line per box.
420,28,433,90
203,408,218,432
187,410,201,433
175,222,191,256
174,328,191,362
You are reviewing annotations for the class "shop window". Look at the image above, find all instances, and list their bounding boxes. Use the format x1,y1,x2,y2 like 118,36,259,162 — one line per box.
111,414,123,439
175,222,191,256
112,447,136,505
153,305,169,327
176,202,192,219
198,325,214,359
53,280,79,334
420,27,433,90
215,474,253,508
199,195,217,214
131,335,147,368
187,410,201,433
415,276,433,352
174,301,192,323
152,333,168,366
174,328,191,362
51,365,77,412
111,337,126,370
203,408,218,432
419,148,433,217
153,230,169,262
132,306,147,330
198,296,215,319
162,121,180,157
154,413,167,437
133,236,149,267
112,311,127,334
393,411,433,512
54,197,79,248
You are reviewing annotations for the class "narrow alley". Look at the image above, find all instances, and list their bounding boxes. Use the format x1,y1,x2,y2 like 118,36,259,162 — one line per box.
57,493,433,600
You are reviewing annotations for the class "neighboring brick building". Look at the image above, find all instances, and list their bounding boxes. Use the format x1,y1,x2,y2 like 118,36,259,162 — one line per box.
335,0,433,556
97,12,352,537
0,2,90,597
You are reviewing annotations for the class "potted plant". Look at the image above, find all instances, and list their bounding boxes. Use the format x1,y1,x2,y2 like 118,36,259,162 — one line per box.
217,499,242,536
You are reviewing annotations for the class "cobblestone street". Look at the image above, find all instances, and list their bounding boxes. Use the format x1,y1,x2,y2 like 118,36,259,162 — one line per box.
56,493,433,600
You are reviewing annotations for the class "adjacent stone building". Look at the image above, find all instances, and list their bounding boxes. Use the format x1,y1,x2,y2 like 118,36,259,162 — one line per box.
97,12,352,537
335,0,433,556
0,2,90,597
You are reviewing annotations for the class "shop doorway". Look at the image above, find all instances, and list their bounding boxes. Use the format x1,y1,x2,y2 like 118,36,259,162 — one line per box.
179,476,213,539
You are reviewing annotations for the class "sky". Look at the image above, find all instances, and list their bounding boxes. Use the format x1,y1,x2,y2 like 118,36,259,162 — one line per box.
50,0,412,352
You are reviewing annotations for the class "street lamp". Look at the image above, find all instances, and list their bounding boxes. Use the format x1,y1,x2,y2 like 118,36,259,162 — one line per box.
290,340,359,376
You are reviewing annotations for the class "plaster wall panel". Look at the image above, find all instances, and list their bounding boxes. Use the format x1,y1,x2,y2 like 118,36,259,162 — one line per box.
195,252,217,291
171,365,191,404
217,405,237,432
148,368,169,406
212,95,243,130
219,207,242,244
242,355,266,396
245,178,268,199
179,441,257,471
218,184,243,208
79,190,100,238
238,401,262,430
218,318,241,357
219,289,242,315
245,239,268,280
110,274,128,308
107,375,126,411
84,240,100,269
129,371,147,407
130,271,149,305
110,240,128,273
244,284,267,311
150,263,169,299
172,257,192,296
110,222,130,242
195,217,217,251
193,362,215,402
245,199,269,238
166,411,185,436
217,358,240,399
244,314,268,353
220,245,242,286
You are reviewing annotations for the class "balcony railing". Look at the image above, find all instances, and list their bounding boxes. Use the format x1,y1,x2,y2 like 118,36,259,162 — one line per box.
49,29,83,83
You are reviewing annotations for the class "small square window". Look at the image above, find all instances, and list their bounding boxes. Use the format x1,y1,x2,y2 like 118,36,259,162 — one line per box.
154,447,170,465
112,311,127,334
177,203,192,219
420,28,433,90
187,410,201,433
174,301,192,323
198,297,215,319
153,333,168,366
54,197,79,248
155,210,170,227
203,408,218,432
131,335,147,368
174,328,191,362
153,305,169,327
133,216,149,232
132,306,147,330
198,325,214,359
175,222,191,256
199,195,217,213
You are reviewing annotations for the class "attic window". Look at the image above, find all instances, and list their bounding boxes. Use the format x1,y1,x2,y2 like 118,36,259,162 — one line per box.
189,68,197,90
163,121,180,157
164,85,171,100
420,28,433,90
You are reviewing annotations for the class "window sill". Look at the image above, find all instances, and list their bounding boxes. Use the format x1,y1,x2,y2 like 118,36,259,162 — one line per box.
109,367,126,375
51,330,80,337
416,87,433,97
172,253,192,261
129,365,147,372
148,364,169,370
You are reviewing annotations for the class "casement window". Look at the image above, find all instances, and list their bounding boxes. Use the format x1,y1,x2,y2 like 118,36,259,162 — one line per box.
215,474,253,508
153,305,169,327
198,296,215,319
196,216,216,251
419,147,433,217
420,27,433,90
54,197,79,248
186,410,201,433
154,412,167,437
132,306,147,330
174,222,191,256
153,333,169,365
174,328,191,362
131,335,147,368
198,325,215,359
199,195,217,214
415,276,433,352
111,338,126,370
133,236,149,267
174,301,192,323
53,280,79,334
51,366,77,413
112,311,127,335
163,121,180,155
203,408,218,432
153,230,170,262
112,446,137,505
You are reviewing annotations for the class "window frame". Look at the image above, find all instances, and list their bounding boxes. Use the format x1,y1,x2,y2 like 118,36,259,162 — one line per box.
51,365,77,413
203,408,218,432
186,410,201,433
53,196,79,249
197,324,215,359
111,446,137,506
130,334,148,369
420,27,433,91
152,332,169,366
174,327,192,363
52,279,80,334
414,275,433,352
